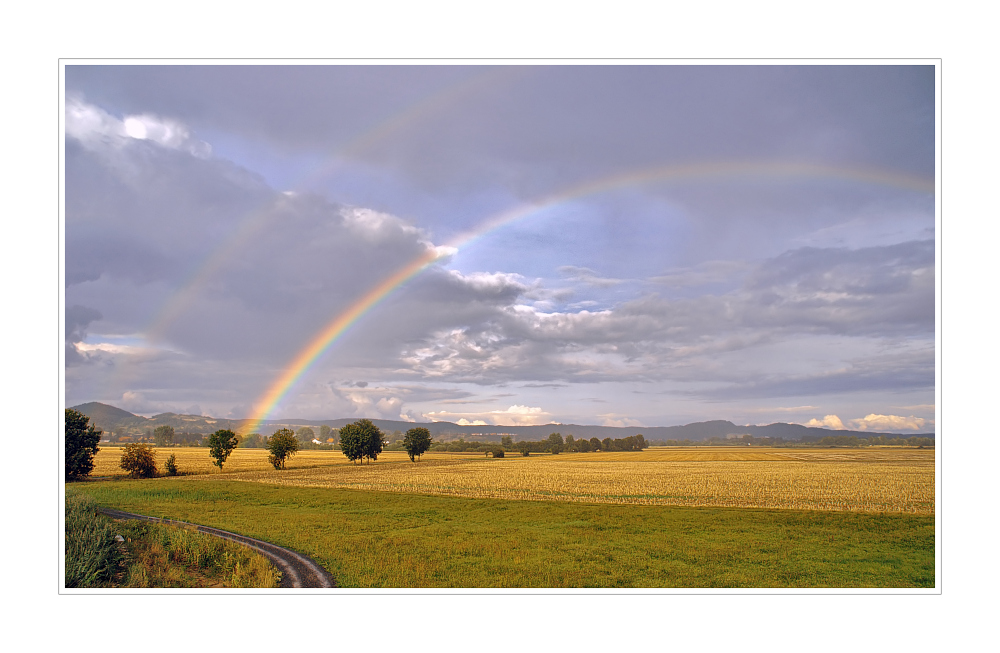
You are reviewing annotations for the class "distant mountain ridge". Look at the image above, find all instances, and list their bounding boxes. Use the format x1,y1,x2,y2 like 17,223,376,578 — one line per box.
68,401,934,441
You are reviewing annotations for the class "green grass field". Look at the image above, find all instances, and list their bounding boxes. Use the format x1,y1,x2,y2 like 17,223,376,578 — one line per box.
67,480,934,588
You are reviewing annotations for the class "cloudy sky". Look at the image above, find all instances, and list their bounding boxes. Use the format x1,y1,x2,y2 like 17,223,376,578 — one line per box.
63,64,936,432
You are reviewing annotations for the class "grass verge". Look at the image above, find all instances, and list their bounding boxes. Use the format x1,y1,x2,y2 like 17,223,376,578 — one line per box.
68,480,934,588
65,493,280,588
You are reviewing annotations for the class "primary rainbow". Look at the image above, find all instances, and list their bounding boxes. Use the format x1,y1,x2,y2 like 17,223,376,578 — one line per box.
241,160,935,433
107,67,526,398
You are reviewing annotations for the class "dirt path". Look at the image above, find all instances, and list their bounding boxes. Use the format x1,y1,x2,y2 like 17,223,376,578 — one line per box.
99,508,336,588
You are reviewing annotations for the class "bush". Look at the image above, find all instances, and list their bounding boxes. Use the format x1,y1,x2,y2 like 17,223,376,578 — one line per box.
120,443,158,478
164,453,178,476
492,447,504,458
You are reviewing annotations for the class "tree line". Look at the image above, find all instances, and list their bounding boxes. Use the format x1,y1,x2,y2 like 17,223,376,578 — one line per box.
65,410,437,481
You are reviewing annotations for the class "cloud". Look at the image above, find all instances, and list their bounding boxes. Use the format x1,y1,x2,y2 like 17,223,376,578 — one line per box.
66,97,211,157
65,305,102,366
804,415,846,429
848,414,930,432
423,405,552,426
597,413,645,428
650,260,751,288
558,265,624,288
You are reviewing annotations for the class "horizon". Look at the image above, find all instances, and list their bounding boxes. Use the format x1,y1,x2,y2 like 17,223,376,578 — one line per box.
65,64,936,435
69,400,935,436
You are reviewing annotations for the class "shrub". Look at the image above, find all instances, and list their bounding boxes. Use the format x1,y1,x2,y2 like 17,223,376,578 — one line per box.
120,443,158,478
164,453,178,476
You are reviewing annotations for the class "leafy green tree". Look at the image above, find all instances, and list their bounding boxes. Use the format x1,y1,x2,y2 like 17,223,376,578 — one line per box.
296,426,316,443
517,441,531,457
120,443,158,478
403,427,433,462
267,428,299,469
65,408,102,480
576,437,590,452
319,424,332,442
208,429,240,470
601,437,613,452
340,419,384,464
501,435,513,449
240,432,265,448
589,437,602,451
564,435,575,449
164,453,178,476
154,425,175,446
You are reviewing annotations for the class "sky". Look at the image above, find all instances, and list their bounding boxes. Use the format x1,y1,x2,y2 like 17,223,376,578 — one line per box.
63,64,936,433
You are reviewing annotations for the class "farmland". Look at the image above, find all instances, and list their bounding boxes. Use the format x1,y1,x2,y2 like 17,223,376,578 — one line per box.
72,445,935,587
88,446,934,515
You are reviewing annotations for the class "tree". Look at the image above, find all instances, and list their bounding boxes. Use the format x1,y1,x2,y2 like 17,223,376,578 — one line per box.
589,437,602,451
547,432,564,454
576,437,590,452
164,453,178,476
296,426,316,443
153,425,175,447
403,427,433,462
65,408,102,480
208,429,240,470
120,443,158,478
267,428,299,469
501,435,513,449
517,441,531,457
319,424,332,442
339,419,384,464
565,435,575,450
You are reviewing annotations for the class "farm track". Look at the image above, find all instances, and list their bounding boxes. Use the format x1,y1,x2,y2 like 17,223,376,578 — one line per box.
98,508,336,588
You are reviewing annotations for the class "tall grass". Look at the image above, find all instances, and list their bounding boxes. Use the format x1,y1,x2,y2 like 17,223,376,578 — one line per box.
65,490,280,588
114,520,280,588
65,494,124,587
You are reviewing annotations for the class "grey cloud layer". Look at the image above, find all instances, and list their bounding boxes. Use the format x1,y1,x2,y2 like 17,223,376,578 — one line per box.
63,66,935,426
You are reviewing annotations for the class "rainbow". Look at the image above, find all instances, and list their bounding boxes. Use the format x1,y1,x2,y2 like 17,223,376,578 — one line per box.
241,160,934,433
107,67,528,396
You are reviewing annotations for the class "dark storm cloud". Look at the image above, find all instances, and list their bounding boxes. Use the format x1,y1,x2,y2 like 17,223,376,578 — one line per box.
65,304,102,366
65,130,273,289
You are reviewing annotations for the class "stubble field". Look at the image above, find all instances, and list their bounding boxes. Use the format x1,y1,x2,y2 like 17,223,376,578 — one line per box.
89,446,934,514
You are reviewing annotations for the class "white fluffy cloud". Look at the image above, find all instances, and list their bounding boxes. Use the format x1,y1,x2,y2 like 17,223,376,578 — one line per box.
66,97,211,157
805,415,846,430
423,405,552,426
848,414,930,431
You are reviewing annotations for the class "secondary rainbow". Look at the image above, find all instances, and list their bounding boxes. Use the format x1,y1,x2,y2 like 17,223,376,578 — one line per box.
241,159,935,433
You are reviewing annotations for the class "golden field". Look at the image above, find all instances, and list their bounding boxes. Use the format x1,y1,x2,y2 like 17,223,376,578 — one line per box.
90,446,934,514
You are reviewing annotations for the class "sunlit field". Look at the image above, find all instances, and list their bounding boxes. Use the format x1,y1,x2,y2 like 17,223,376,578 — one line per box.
91,446,934,514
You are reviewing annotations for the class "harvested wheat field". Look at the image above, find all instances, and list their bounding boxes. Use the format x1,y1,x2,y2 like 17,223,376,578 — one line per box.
90,446,934,514
203,447,931,514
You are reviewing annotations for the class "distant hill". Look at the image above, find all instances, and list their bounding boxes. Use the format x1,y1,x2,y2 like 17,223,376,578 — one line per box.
68,402,148,434
68,402,934,442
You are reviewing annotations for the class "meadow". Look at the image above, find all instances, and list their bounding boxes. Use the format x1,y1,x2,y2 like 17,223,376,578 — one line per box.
68,479,934,588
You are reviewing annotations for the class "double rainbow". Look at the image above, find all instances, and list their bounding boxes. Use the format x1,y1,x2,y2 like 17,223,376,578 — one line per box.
240,160,934,433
